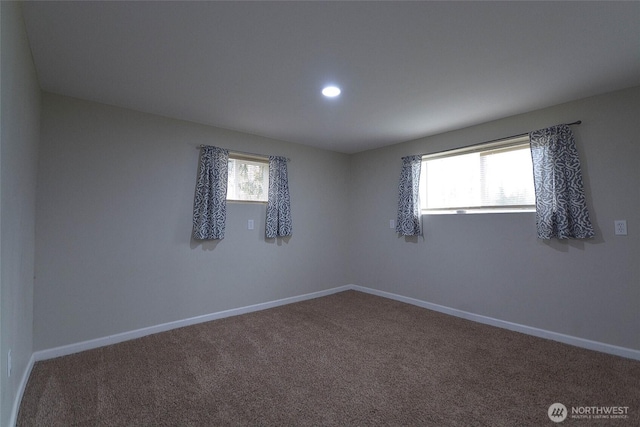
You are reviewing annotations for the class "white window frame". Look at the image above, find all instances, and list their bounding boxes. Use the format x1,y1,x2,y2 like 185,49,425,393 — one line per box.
227,153,269,203
420,135,536,214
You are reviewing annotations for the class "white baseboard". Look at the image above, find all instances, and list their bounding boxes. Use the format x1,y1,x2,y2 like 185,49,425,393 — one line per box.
33,285,352,362
350,285,640,361
9,352,36,427
32,283,640,363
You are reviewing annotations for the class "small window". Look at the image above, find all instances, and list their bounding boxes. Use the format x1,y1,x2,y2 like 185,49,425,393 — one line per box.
420,136,535,214
227,154,269,202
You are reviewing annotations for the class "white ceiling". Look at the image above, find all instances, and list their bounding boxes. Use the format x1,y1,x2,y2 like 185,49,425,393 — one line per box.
21,1,640,153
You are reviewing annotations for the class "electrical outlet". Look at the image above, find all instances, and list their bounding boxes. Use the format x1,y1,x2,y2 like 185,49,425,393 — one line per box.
247,219,254,230
390,219,396,229
614,220,627,236
7,349,11,378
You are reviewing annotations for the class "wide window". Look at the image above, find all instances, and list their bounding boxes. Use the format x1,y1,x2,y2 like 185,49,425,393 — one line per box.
227,154,269,202
420,136,535,214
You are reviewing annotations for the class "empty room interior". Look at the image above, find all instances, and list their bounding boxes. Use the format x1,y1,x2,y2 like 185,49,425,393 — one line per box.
2,1,639,425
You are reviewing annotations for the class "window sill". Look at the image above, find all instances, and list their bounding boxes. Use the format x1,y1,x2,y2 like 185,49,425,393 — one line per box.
227,199,268,204
422,207,535,215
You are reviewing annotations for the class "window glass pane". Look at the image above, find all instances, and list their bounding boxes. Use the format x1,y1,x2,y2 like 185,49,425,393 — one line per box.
421,140,535,213
480,147,535,206
423,153,481,209
227,158,268,202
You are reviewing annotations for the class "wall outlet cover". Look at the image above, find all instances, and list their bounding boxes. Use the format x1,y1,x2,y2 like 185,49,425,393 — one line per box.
614,220,627,236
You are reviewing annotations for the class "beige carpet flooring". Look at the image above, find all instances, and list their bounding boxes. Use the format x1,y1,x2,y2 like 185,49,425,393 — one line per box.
18,290,640,426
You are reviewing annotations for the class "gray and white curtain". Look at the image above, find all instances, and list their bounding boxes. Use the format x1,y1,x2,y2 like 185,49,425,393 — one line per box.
396,155,422,236
266,156,292,238
192,146,229,240
529,124,594,239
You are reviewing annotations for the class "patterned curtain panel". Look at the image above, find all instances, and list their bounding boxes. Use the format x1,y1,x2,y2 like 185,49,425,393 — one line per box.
192,146,229,240
529,124,594,239
396,155,422,236
266,156,292,238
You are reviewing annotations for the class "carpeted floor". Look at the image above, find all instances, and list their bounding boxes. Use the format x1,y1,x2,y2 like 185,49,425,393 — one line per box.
18,290,640,426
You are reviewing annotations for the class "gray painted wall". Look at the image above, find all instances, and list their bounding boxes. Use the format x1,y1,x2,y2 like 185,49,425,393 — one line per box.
34,94,351,350
0,2,40,425
348,87,640,351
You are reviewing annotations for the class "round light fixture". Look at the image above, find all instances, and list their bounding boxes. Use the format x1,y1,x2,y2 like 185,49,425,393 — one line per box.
322,86,341,98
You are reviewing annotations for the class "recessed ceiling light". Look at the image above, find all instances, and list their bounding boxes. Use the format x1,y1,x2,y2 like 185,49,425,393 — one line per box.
322,86,341,98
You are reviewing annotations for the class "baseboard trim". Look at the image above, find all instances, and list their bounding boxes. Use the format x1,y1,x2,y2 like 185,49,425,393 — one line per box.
350,285,640,361
33,285,352,362
9,352,36,427
32,283,640,364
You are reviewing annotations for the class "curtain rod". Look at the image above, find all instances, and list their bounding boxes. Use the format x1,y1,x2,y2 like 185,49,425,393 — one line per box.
493,120,582,144
416,120,582,158
197,145,290,162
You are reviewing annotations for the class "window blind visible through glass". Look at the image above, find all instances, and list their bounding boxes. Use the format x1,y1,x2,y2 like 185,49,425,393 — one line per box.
479,145,535,207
